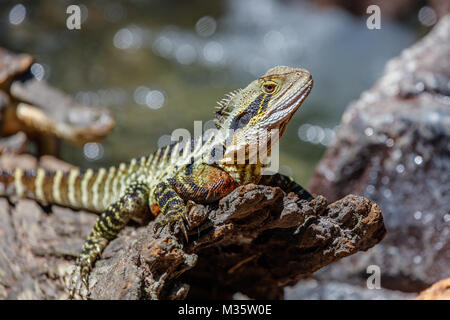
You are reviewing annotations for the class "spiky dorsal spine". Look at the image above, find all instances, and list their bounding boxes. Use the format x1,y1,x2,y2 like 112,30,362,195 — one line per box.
214,89,241,129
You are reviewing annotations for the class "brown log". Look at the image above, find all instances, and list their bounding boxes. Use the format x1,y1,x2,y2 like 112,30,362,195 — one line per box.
0,154,386,300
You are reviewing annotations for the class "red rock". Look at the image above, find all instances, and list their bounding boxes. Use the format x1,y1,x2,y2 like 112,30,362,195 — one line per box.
415,278,450,300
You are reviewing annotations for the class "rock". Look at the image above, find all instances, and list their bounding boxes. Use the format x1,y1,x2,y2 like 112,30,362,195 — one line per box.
308,15,450,293
39,155,76,171
0,46,115,156
0,154,386,299
0,153,37,170
0,132,28,155
169,190,385,300
67,187,386,300
415,278,450,300
0,48,32,85
285,279,416,300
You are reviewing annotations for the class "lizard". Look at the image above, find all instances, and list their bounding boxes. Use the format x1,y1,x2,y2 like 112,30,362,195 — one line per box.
0,66,314,298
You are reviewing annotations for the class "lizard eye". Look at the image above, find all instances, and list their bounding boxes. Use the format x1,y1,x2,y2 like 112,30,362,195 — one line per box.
262,81,277,94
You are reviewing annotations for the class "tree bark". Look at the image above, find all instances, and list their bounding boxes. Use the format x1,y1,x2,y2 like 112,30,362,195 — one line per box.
0,155,386,300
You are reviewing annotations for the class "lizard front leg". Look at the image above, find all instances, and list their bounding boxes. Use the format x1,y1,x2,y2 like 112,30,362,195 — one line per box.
69,181,150,298
259,173,313,200
152,181,189,238
152,163,238,236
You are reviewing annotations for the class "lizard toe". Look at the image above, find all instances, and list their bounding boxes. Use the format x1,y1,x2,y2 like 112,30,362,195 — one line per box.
153,212,189,241
68,258,91,299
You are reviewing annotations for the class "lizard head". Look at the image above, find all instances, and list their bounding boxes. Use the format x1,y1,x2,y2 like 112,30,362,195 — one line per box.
215,66,313,164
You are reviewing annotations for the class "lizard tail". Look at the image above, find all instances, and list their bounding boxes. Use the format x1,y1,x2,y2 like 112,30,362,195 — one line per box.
0,166,122,213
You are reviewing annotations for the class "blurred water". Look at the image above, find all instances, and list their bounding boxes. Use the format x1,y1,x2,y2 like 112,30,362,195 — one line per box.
0,0,419,185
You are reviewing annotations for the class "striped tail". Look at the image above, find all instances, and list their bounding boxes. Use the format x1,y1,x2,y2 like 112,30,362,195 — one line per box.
0,166,129,213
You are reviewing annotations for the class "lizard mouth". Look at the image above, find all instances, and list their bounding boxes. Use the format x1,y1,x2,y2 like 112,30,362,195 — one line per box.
282,79,313,114
267,78,313,133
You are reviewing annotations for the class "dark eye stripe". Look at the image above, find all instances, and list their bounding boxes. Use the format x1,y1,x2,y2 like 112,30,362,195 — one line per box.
259,94,272,113
230,93,265,130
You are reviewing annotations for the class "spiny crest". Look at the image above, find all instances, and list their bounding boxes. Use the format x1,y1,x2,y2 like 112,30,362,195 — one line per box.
214,89,241,128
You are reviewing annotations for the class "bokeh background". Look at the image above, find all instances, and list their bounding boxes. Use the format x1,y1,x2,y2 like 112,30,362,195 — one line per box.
0,0,439,187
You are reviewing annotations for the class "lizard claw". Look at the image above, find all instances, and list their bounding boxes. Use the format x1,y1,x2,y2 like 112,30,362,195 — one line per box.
68,260,90,299
153,212,190,242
